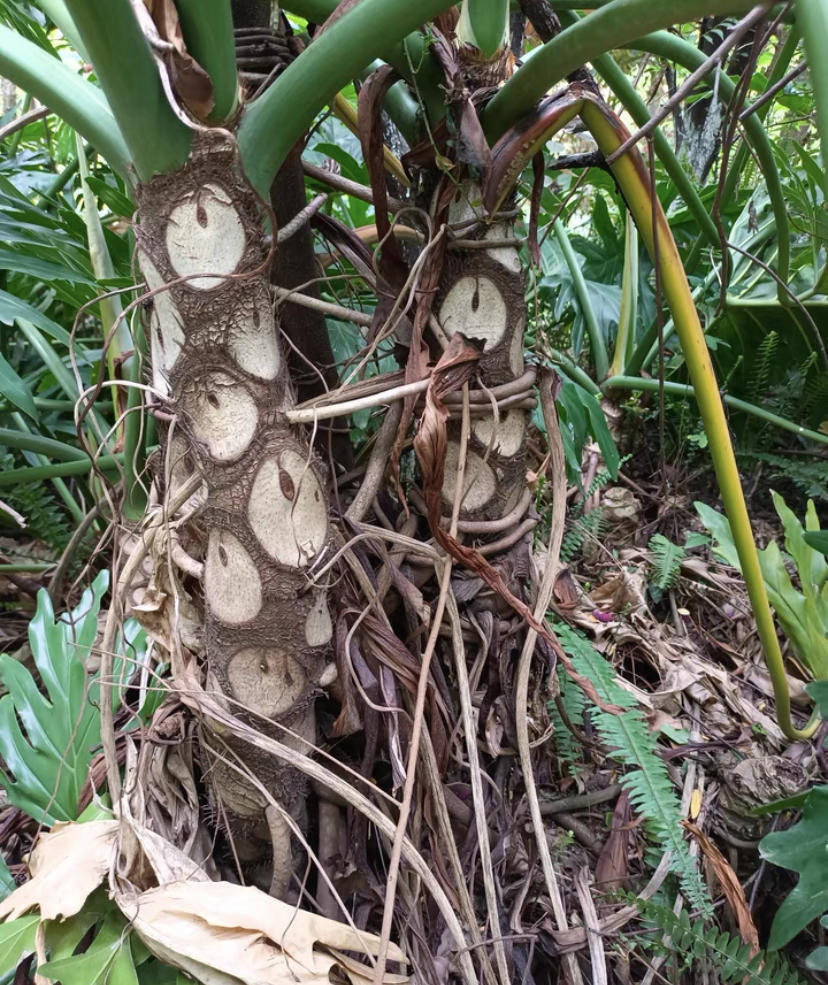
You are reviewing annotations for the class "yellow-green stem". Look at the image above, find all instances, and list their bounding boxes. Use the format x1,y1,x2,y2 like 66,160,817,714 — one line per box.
581,99,816,740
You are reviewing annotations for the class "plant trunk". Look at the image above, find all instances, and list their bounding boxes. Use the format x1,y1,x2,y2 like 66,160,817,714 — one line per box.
135,132,332,897
434,184,531,547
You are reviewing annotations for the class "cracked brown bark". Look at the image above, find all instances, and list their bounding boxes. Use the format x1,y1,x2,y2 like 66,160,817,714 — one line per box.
136,133,332,897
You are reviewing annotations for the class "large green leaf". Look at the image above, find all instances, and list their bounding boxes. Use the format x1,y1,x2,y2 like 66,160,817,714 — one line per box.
696,495,828,680
760,784,828,950
0,916,39,977
0,351,38,421
39,912,138,985
0,572,144,824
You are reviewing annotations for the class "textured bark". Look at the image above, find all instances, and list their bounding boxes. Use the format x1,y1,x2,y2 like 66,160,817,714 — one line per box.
433,183,532,545
135,132,332,896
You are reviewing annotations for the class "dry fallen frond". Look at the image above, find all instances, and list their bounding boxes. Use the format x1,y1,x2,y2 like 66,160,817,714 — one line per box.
118,880,408,985
0,820,118,922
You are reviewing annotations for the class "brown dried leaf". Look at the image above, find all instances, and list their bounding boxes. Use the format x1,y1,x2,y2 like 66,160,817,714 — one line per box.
142,0,214,118
682,820,759,955
553,568,581,609
117,880,409,985
0,821,117,922
595,792,630,892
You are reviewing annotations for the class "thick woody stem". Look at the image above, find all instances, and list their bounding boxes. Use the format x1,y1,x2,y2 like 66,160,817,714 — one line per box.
134,133,332,895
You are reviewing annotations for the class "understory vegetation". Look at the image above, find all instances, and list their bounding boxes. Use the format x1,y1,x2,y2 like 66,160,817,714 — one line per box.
0,1,826,983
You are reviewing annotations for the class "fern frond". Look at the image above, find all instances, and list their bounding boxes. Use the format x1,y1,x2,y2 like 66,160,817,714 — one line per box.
2,479,71,552
750,452,828,501
554,623,711,916
634,899,809,985
549,666,586,774
585,467,612,499
648,534,685,590
747,329,778,402
560,507,606,564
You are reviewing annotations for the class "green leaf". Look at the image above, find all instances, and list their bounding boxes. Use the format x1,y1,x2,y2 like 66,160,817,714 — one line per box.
82,176,134,219
804,530,828,556
0,572,144,823
806,946,828,971
0,249,96,286
0,24,129,176
0,915,39,978
0,854,14,900
0,291,71,345
760,784,828,950
554,623,711,916
39,913,137,985
806,681,828,720
0,350,38,420
648,533,684,590
555,376,619,483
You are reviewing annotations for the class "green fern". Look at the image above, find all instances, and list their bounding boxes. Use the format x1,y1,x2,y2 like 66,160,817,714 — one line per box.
0,461,71,552
648,534,685,590
747,330,779,403
749,452,828,501
560,507,606,564
554,623,712,916
633,899,809,985
549,665,587,775
585,466,614,499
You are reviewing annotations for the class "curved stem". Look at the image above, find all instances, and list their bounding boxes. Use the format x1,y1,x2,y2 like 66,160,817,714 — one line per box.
0,427,90,462
626,221,776,377
499,89,814,739
556,13,719,249
237,0,455,194
795,0,828,199
0,455,123,488
63,0,192,179
482,0,763,141
578,98,814,740
0,25,130,176
602,375,828,446
630,29,790,292
174,0,238,123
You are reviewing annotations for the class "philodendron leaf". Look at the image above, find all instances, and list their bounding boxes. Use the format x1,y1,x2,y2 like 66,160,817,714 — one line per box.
39,912,138,985
0,915,38,977
760,784,828,950
806,680,828,719
804,530,828,555
0,572,144,823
